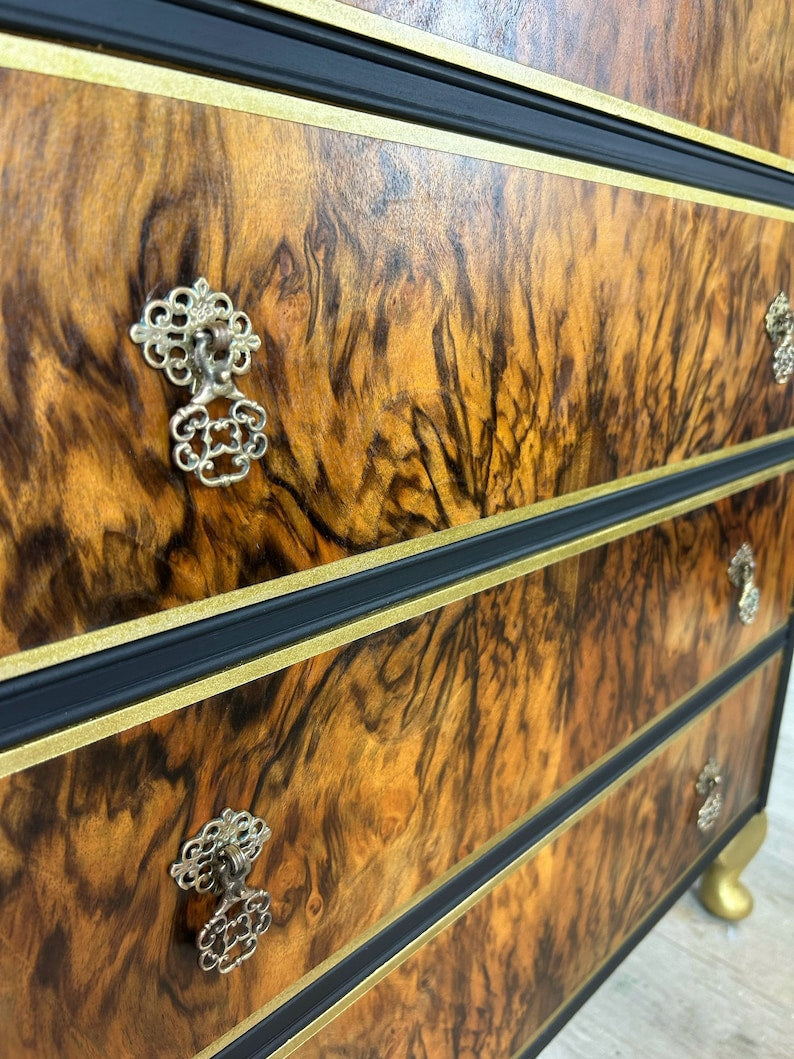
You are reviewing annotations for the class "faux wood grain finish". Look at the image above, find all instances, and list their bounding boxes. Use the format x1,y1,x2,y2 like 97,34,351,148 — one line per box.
0,68,792,655
293,658,782,1059
342,0,794,158
0,482,790,1057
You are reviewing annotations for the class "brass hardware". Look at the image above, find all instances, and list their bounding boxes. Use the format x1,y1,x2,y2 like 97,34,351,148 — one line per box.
130,278,267,487
170,807,272,973
695,758,723,833
700,810,767,920
728,543,761,625
765,292,794,384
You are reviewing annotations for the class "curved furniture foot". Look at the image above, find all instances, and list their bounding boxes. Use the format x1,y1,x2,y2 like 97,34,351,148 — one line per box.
699,810,767,921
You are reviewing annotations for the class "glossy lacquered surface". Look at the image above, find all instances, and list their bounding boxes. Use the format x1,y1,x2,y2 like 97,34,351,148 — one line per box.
293,658,782,1058
342,0,794,158
0,66,792,655
0,479,790,1056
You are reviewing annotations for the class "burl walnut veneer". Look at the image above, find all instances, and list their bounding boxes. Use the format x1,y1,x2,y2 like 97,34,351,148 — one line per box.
0,4,792,1059
0,484,790,1056
294,659,782,1058
0,65,791,656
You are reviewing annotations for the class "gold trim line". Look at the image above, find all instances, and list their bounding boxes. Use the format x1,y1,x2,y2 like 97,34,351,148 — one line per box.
0,33,792,225
258,0,794,175
192,653,781,1059
2,425,794,684
0,459,791,780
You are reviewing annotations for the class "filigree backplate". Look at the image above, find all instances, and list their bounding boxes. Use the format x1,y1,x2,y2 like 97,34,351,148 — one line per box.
765,291,794,384
696,758,722,798
727,542,755,588
728,543,760,625
698,791,724,833
171,397,267,487
696,758,723,834
129,277,260,391
737,583,761,625
130,278,268,486
197,891,273,974
170,808,274,973
170,808,271,895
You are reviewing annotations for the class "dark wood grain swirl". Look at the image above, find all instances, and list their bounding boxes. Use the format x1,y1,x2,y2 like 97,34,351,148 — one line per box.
293,658,781,1058
0,68,792,654
0,482,790,1056
343,0,794,157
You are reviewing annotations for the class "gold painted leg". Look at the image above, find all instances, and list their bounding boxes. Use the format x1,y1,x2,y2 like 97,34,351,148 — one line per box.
699,810,767,921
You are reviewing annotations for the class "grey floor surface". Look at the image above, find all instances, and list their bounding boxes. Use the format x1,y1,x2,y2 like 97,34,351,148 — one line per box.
542,672,794,1058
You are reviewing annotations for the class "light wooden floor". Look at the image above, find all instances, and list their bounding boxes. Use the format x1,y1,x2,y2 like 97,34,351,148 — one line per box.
542,674,794,1058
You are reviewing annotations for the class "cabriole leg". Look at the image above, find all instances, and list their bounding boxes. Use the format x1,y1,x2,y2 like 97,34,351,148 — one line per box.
699,810,767,921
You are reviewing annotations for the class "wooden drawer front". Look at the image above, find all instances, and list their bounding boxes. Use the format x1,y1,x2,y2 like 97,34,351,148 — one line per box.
1,66,792,656
340,0,794,158
292,656,782,1058
0,482,790,1057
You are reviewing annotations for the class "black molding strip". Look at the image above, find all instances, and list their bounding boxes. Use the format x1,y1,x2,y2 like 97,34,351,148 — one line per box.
758,610,794,805
518,799,759,1059
0,0,792,209
0,437,792,752
213,634,783,1059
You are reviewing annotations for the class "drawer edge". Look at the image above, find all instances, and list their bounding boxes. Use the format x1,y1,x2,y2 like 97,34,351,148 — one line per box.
513,802,764,1059
1,446,793,772
193,642,787,1059
1,14,793,214
260,0,794,176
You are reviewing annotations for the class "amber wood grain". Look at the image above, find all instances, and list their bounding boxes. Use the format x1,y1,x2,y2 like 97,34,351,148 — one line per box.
343,0,794,158
293,659,782,1058
0,482,791,1056
0,68,792,655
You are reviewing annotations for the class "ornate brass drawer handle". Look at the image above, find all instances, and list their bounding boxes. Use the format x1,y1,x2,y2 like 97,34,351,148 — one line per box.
130,278,267,487
765,291,794,384
170,807,272,973
695,758,723,833
728,543,760,625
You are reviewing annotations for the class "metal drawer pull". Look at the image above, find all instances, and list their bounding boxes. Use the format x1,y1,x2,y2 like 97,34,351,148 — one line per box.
696,758,723,833
130,278,267,487
765,291,794,384
728,543,760,625
170,807,272,973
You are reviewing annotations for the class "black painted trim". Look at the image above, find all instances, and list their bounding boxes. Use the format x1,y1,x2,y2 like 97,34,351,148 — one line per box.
517,799,760,1059
758,612,794,806
0,0,792,209
212,634,783,1058
0,438,791,751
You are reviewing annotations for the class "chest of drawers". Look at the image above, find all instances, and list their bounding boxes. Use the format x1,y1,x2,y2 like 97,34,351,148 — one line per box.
0,2,792,1057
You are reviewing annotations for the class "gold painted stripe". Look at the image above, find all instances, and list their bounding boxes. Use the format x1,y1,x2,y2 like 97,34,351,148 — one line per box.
0,459,791,780
0,32,792,225
2,425,793,684
258,0,794,175
192,651,781,1059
